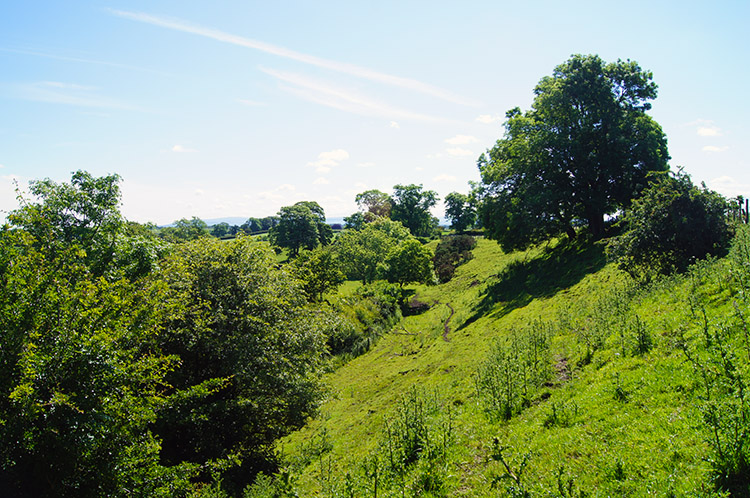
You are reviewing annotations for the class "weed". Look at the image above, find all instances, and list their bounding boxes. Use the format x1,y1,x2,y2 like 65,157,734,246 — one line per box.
612,374,629,403
631,315,653,356
488,438,531,498
542,400,579,429
475,322,552,420
680,310,750,496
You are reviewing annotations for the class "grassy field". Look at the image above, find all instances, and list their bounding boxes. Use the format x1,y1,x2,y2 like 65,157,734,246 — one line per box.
276,230,750,497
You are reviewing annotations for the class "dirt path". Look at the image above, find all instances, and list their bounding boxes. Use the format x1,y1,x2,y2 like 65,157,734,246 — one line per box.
442,303,455,342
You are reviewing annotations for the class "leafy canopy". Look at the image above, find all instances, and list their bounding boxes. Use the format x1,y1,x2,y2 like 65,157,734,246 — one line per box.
391,184,439,238
444,191,476,233
270,201,332,257
478,54,670,251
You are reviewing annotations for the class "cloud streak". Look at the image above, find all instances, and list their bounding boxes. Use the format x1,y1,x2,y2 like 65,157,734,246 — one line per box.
111,10,477,106
9,81,141,110
262,68,455,123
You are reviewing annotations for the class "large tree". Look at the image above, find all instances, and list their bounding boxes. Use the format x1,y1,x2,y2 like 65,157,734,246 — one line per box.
390,184,439,238
444,191,476,233
478,54,670,250
270,201,332,257
355,189,392,220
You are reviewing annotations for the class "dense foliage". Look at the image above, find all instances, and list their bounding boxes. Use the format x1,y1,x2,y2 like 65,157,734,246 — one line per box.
607,170,732,280
2,172,408,497
390,184,439,238
478,54,670,251
152,237,331,493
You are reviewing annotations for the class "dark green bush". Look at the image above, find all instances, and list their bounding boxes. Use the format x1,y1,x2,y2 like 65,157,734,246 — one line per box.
432,235,477,283
607,170,732,281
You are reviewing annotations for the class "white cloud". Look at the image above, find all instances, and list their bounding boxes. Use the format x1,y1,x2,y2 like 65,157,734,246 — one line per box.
308,148,349,173
703,145,729,153
313,177,330,185
194,188,204,196
433,174,457,182
172,144,197,153
445,147,474,157
698,126,722,137
357,162,375,168
390,121,400,129
111,10,478,106
685,119,723,137
476,114,502,124
445,135,478,145
319,149,349,162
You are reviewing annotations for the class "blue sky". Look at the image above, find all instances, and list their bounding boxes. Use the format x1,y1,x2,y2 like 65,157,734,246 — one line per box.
1,1,748,224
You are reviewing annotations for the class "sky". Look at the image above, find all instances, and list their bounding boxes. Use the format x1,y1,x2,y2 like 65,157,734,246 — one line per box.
1,1,749,225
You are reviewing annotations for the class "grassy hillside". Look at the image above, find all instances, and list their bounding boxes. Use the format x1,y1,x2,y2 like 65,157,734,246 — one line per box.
276,229,750,497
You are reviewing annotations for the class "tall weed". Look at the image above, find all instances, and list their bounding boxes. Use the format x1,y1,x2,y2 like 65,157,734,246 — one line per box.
475,322,552,420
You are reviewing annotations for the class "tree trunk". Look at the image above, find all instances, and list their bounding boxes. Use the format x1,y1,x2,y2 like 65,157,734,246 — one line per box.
588,212,605,239
565,225,577,240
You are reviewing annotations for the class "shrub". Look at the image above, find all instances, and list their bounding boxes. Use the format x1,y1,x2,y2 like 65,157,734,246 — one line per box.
607,169,732,281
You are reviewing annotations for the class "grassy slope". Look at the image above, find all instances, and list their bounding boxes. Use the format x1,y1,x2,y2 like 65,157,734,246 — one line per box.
281,235,744,496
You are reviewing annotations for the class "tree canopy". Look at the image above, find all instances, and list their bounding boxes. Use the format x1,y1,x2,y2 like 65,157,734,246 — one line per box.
270,201,332,257
390,184,439,238
355,189,392,220
478,54,670,251
334,218,411,284
8,170,124,275
444,191,476,233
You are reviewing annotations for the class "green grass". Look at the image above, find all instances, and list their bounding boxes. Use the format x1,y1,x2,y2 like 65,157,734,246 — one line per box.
278,231,750,497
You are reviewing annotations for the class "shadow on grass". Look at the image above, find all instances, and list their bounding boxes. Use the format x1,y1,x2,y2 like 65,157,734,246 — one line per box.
461,238,607,328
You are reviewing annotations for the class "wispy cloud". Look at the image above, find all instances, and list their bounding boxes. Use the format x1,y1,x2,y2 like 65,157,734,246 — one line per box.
110,10,477,106
313,177,330,185
685,119,724,137
390,121,400,129
10,81,141,110
262,68,454,123
703,145,729,153
0,47,170,76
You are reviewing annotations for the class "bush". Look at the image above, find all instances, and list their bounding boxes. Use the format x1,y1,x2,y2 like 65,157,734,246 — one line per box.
607,169,732,281
432,235,476,283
